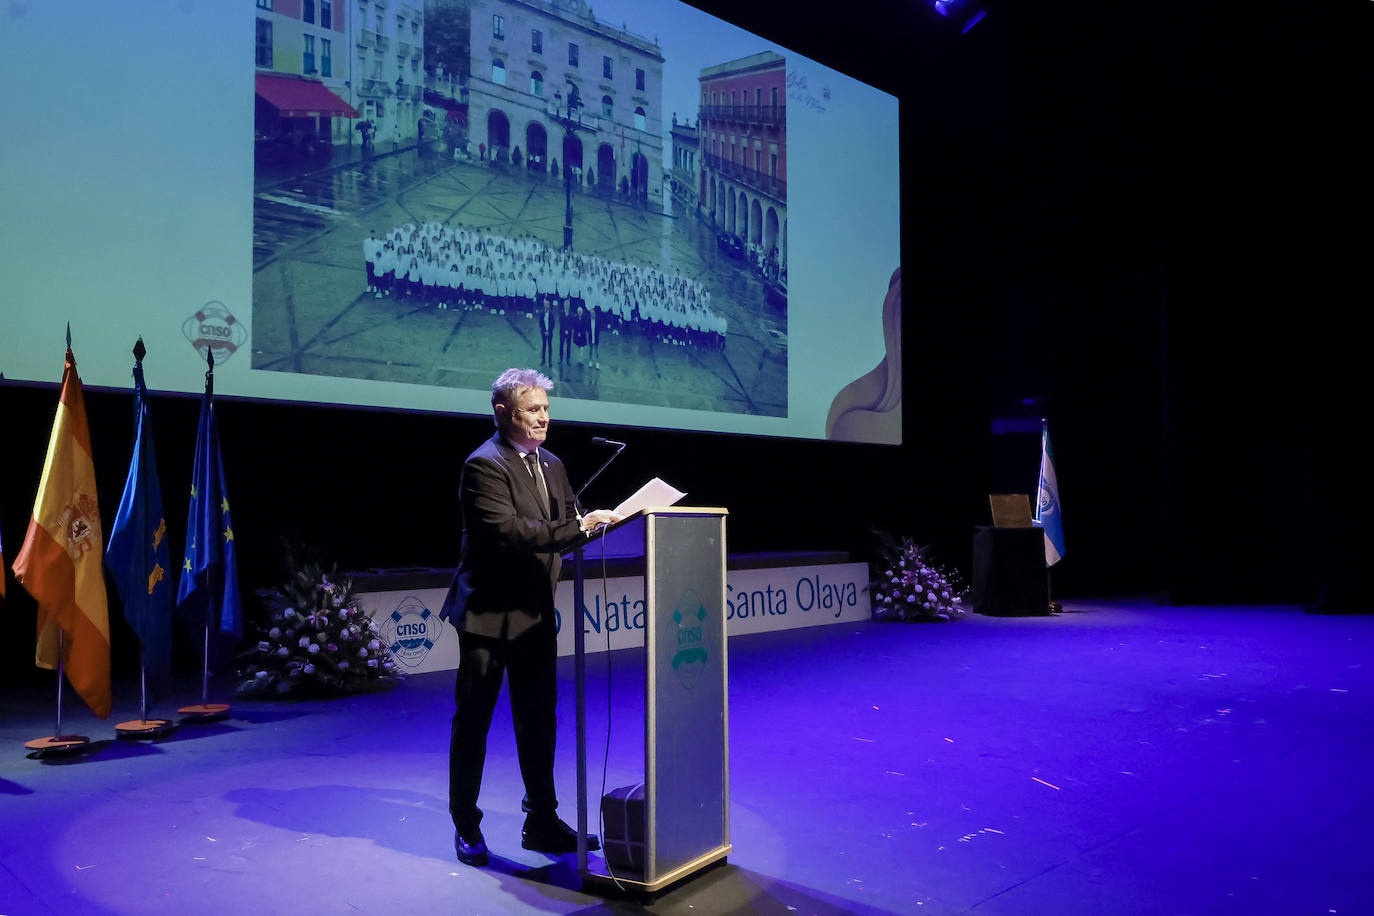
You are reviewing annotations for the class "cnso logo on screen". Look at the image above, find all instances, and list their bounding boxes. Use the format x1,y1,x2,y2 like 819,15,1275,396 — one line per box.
183,301,248,365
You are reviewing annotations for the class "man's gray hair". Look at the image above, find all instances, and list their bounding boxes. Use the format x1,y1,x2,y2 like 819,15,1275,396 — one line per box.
491,367,554,411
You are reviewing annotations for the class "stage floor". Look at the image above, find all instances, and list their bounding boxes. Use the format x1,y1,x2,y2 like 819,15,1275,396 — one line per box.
3,601,1371,915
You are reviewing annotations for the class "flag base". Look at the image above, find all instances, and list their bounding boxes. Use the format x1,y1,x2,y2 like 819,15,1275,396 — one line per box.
24,734,90,755
177,703,230,722
115,719,175,739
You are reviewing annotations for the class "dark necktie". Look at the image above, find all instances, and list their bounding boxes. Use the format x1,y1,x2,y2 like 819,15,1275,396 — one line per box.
524,451,549,514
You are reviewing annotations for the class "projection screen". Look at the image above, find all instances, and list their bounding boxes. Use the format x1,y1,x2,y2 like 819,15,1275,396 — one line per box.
0,0,900,443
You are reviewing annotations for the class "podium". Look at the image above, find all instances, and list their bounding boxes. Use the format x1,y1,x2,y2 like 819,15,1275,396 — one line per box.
971,525,1050,615
572,507,731,893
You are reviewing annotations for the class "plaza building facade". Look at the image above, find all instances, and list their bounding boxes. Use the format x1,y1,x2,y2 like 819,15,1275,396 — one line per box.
254,0,359,154
669,114,701,213
467,0,664,203
698,51,787,272
350,0,427,148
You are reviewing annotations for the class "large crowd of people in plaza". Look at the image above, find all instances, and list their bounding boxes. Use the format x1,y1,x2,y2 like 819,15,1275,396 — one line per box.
362,222,728,367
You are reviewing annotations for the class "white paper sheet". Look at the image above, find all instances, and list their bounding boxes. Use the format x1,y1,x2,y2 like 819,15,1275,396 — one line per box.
613,477,687,517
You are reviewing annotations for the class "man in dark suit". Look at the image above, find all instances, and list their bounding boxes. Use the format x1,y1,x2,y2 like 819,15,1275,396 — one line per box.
442,367,621,866
538,298,556,367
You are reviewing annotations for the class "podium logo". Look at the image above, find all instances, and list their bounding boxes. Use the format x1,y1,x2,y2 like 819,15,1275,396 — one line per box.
381,597,440,669
670,589,709,690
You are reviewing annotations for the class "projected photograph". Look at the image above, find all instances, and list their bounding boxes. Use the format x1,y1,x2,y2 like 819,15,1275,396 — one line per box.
4,0,895,441
250,0,789,417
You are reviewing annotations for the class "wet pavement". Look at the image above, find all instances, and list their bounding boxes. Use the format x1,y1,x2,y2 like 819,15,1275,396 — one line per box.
250,145,787,416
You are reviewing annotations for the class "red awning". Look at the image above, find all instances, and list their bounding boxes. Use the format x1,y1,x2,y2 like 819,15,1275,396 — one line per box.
255,73,359,119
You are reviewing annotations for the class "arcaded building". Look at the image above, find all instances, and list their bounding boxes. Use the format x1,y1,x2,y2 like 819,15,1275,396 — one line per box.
698,51,787,267
467,0,664,202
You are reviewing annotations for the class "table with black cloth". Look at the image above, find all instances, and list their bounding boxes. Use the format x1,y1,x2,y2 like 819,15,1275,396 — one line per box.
971,526,1050,616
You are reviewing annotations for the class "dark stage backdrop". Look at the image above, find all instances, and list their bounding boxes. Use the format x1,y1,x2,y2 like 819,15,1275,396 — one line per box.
3,0,1369,687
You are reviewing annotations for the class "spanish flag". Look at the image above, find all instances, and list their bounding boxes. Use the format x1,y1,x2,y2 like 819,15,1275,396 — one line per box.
13,347,113,719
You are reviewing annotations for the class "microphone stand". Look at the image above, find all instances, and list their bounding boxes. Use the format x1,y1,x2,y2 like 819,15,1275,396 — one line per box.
575,440,625,506
572,437,623,874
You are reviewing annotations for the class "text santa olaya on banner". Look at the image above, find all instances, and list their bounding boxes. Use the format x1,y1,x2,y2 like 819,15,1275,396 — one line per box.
1033,419,1066,566
13,331,113,720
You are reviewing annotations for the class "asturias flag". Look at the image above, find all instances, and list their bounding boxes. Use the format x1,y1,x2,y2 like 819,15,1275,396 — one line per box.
1033,420,1066,566
13,346,113,718
176,363,242,667
106,349,173,698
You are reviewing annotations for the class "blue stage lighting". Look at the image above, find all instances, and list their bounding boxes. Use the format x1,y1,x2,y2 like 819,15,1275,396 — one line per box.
931,0,987,33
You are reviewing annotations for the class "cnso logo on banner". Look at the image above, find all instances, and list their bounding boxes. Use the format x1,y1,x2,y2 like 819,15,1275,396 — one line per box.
381,596,441,669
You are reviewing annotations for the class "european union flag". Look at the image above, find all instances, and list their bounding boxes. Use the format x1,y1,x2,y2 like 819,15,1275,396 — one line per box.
176,356,241,666
1033,420,1066,566
106,349,173,697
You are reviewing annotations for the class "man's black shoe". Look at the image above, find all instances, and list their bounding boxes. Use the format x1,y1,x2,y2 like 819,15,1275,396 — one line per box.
521,817,600,853
455,827,489,866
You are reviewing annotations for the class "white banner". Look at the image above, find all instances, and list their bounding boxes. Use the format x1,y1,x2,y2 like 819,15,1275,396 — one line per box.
359,561,871,675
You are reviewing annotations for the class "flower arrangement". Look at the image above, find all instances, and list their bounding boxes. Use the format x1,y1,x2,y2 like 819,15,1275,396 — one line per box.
237,557,403,697
870,533,969,622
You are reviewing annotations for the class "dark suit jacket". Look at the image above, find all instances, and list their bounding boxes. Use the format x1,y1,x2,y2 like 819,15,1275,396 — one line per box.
439,433,585,639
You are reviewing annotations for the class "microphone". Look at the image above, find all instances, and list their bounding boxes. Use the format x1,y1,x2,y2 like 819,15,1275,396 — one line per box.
591,437,625,447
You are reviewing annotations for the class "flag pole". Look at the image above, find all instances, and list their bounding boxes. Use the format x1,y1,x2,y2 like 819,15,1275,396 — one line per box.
26,631,87,752
24,327,93,754
114,338,174,739
1039,418,1063,614
179,348,230,722
25,632,91,752
201,604,211,708
55,629,64,737
202,350,214,709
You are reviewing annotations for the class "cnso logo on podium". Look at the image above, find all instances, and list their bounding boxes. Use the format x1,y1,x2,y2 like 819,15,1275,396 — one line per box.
381,596,441,669
670,589,710,690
